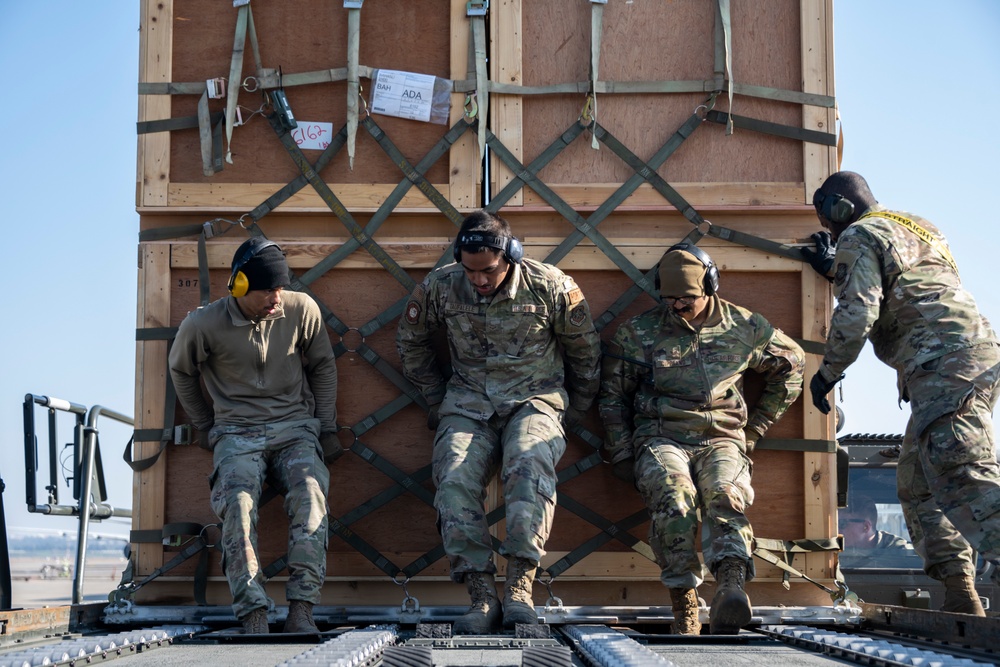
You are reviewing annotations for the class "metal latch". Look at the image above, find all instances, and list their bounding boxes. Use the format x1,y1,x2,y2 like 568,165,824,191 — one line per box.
466,1,488,16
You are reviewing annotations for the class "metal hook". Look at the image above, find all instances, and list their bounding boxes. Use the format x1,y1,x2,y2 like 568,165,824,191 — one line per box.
358,82,370,118
464,93,478,119
579,95,595,124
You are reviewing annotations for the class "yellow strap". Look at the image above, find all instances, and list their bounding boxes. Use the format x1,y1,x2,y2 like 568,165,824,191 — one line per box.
860,210,958,273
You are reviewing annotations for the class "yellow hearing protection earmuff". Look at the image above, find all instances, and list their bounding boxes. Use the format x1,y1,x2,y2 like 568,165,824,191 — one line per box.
228,239,280,298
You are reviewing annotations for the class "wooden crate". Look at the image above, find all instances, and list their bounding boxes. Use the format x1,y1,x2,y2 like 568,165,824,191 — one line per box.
134,0,839,608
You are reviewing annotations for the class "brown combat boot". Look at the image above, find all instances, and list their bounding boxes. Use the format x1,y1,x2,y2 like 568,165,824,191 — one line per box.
283,600,320,633
941,575,986,616
240,607,269,634
670,587,702,635
503,557,538,628
709,557,752,635
453,572,503,635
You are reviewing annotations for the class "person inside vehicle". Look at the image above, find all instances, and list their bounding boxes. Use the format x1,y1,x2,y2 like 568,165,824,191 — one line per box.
839,495,916,568
598,244,805,635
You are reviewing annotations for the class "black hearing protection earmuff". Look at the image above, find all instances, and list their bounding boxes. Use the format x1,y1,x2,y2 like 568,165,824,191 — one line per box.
656,242,720,296
228,239,280,297
453,231,524,264
813,190,856,225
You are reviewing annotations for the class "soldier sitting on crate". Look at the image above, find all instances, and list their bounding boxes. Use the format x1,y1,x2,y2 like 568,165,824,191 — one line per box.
803,171,1000,616
598,245,805,635
169,237,341,635
839,495,916,569
396,210,601,634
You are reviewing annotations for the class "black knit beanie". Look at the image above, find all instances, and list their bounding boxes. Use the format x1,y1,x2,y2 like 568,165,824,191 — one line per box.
236,240,290,291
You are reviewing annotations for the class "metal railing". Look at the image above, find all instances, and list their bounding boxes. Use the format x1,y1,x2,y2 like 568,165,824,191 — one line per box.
21,394,133,604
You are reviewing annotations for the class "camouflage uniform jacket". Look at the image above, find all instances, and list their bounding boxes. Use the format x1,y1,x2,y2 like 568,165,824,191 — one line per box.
169,290,338,432
396,257,601,420
598,297,805,463
819,204,997,400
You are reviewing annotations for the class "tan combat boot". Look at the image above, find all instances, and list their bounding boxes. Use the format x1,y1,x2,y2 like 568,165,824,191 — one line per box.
709,557,752,635
669,587,702,635
240,607,269,634
503,557,539,628
941,575,986,616
453,572,503,635
283,600,320,633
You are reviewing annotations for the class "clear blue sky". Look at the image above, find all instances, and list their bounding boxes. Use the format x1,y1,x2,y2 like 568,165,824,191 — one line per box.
0,2,997,539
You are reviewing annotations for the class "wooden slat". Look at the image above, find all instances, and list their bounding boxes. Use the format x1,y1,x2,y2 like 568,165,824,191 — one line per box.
801,268,838,579
801,0,838,198
133,244,171,575
154,181,807,212
167,239,806,272
491,0,524,205
138,0,172,207
449,0,477,208
166,182,455,211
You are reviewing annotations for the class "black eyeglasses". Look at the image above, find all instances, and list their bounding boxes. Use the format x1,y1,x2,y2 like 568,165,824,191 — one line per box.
662,296,698,306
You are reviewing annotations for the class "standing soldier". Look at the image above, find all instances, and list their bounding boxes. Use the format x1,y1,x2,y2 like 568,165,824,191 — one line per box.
169,237,340,634
598,244,804,635
803,170,1000,615
396,210,601,634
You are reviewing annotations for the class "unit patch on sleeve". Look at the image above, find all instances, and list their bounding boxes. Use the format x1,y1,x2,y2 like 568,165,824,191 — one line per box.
404,301,422,324
834,262,848,286
569,305,587,327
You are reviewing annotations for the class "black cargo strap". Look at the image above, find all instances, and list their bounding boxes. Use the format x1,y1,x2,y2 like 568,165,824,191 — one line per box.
706,109,838,147
128,328,180,471
117,522,221,606
755,438,838,453
266,112,414,292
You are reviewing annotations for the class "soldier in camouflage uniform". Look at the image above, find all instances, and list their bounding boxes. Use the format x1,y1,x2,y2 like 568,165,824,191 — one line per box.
805,171,1000,616
598,244,804,635
396,210,601,634
169,238,340,634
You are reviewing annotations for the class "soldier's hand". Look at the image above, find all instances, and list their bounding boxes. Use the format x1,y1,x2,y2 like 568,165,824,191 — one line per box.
743,428,762,453
427,403,442,431
320,430,345,463
800,231,835,282
809,371,842,415
611,458,636,485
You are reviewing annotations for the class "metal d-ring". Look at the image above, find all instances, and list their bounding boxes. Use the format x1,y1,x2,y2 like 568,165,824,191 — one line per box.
340,327,366,352
242,75,259,93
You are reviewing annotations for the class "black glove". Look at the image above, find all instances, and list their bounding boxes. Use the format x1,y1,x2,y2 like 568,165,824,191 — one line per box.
611,457,636,485
426,402,442,431
320,431,345,463
565,406,586,430
800,231,835,282
809,370,842,415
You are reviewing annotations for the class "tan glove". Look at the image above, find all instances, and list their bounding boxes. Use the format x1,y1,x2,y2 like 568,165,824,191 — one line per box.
743,427,763,453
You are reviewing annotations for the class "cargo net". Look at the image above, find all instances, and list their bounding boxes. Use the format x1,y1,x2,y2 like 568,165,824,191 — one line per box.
133,97,839,603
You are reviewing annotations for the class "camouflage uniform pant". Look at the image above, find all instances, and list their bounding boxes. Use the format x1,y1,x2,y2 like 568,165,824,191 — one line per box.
897,343,1000,580
209,418,330,619
432,402,566,582
634,437,755,589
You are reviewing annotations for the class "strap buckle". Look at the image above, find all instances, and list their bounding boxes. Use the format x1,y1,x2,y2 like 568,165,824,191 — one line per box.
466,1,488,17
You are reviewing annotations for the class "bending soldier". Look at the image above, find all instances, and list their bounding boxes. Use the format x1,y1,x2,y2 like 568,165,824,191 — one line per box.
804,170,1000,616
169,237,340,634
598,244,804,635
396,210,601,634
